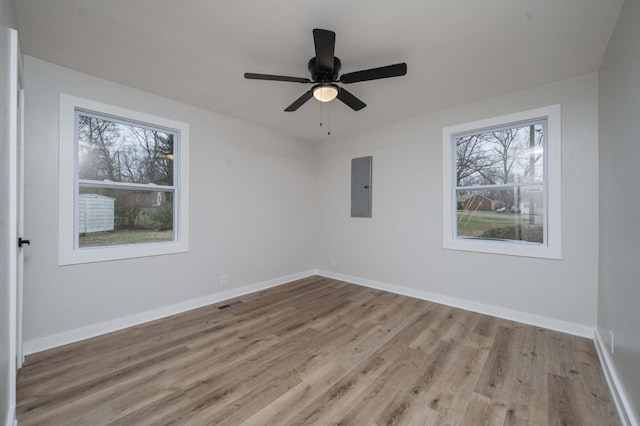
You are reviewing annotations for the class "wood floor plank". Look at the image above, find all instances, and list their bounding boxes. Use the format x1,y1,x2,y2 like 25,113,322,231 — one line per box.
547,373,587,426
342,346,437,425
428,344,488,423
408,304,458,351
286,332,418,424
106,328,320,425
461,393,507,425
239,362,349,426
16,276,621,425
474,325,523,402
331,310,448,424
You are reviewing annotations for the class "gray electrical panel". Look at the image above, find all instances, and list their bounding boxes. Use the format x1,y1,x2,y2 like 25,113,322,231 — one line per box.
351,156,372,218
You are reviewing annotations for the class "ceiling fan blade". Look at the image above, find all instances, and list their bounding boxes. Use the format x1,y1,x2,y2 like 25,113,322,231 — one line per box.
339,63,407,84
245,73,310,84
337,87,366,111
284,90,313,111
313,29,335,72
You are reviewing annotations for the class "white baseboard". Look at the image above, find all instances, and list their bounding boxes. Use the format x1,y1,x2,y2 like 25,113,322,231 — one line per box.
314,269,594,338
23,270,315,355
594,329,637,426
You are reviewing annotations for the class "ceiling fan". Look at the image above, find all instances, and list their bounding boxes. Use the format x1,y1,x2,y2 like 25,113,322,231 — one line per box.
244,29,407,112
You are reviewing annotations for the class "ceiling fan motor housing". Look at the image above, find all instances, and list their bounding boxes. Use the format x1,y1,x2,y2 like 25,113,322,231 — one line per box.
308,57,341,83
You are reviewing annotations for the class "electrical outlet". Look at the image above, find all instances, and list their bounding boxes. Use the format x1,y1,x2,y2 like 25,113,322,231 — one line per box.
220,274,228,286
609,330,615,355
330,258,337,268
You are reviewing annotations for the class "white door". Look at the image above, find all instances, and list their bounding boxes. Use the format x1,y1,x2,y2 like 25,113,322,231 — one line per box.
8,27,25,376
16,88,26,369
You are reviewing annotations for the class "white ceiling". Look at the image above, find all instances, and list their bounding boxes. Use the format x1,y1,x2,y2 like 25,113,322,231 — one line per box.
16,0,622,142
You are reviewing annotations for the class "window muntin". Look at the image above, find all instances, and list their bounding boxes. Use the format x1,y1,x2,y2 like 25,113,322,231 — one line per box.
442,105,561,259
75,111,177,249
453,120,546,245
59,94,189,265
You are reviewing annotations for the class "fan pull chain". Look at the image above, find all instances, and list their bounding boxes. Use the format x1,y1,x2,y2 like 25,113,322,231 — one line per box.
319,102,331,136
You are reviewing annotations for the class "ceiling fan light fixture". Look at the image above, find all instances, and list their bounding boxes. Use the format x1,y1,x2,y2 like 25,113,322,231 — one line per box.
312,84,339,102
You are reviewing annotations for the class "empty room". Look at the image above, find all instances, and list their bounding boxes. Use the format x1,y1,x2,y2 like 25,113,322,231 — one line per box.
1,0,639,424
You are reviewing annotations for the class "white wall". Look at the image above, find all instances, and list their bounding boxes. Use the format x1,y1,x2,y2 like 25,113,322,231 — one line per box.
0,0,18,423
22,56,316,345
598,0,640,421
315,72,600,331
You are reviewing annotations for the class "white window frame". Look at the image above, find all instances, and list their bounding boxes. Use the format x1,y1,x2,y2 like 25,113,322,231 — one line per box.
442,105,561,259
59,94,189,265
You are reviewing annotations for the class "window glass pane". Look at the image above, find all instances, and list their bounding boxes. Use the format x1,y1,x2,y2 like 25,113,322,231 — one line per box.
77,113,175,186
456,186,543,243
78,187,174,248
455,123,544,187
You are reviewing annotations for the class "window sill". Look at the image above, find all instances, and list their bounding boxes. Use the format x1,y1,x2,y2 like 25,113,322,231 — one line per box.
59,240,188,265
443,237,561,260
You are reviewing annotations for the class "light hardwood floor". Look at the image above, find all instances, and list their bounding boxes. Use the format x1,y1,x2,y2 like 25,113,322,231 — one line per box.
17,276,619,425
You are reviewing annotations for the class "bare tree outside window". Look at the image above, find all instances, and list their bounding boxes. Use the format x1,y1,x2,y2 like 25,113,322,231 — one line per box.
454,120,545,243
76,113,177,248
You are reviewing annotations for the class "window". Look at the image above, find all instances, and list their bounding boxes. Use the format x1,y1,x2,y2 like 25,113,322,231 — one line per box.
442,105,561,259
59,94,189,265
